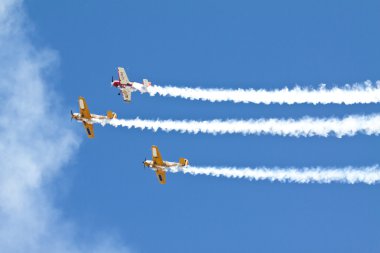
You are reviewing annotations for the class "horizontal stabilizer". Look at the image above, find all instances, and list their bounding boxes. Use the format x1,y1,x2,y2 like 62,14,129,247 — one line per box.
143,79,151,87
179,158,189,166
107,111,117,119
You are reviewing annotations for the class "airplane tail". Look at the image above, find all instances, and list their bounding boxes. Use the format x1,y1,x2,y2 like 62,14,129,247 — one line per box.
179,158,189,166
106,111,117,119
143,79,151,88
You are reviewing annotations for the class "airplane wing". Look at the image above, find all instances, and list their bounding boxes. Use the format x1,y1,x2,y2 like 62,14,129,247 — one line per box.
155,169,166,184
121,88,132,102
82,122,94,138
118,67,129,85
152,145,164,166
78,96,91,119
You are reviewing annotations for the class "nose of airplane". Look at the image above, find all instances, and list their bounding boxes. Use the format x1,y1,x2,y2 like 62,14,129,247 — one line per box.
142,158,147,167
111,76,115,86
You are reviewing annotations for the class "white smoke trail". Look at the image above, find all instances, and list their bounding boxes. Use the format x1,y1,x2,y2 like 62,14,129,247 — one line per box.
91,113,380,137
136,81,380,105
167,166,380,184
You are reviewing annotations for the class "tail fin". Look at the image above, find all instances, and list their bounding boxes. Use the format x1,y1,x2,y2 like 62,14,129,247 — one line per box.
143,79,151,88
106,111,117,119
179,158,189,166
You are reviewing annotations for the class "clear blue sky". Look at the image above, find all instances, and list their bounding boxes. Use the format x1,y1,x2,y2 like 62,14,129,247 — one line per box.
25,0,380,252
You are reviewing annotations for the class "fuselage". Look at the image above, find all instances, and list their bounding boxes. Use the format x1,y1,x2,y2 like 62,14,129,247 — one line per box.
144,160,180,171
111,80,133,89
72,113,107,123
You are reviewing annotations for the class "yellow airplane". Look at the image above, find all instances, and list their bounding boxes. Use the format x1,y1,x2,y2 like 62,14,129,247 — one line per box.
143,145,189,184
71,96,117,138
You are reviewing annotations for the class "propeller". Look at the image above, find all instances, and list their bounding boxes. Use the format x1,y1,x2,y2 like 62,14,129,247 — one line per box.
111,76,114,86
70,110,74,121
142,158,147,168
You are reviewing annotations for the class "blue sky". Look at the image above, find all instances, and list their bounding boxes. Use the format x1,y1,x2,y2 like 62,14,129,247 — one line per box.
7,0,380,252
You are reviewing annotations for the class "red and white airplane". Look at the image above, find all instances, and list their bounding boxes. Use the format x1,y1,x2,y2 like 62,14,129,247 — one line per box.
111,67,151,103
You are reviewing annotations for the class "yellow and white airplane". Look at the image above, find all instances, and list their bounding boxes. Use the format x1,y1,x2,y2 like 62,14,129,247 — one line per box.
143,145,189,184
71,96,117,138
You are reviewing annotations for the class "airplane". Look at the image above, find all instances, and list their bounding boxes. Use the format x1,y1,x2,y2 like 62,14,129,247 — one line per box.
143,145,189,184
111,67,151,103
71,96,117,138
